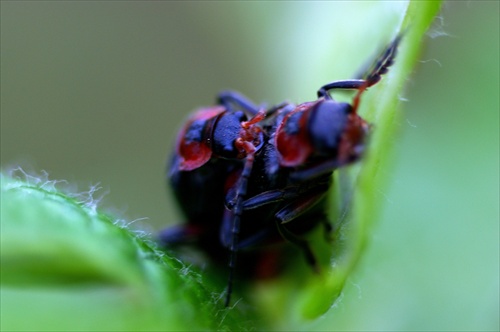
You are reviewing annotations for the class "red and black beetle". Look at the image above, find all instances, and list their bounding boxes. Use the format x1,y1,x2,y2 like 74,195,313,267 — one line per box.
161,35,402,307
161,91,268,257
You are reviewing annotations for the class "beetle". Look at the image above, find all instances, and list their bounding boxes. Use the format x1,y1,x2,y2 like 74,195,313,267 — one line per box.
160,91,269,260
161,35,402,307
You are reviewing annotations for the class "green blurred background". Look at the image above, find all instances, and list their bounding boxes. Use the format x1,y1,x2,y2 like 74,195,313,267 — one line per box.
1,1,498,330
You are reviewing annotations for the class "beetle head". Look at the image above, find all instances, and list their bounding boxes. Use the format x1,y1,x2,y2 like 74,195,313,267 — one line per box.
309,99,368,165
212,111,265,160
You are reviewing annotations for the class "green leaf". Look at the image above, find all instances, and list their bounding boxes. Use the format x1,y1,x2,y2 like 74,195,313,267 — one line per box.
300,0,443,321
0,173,246,331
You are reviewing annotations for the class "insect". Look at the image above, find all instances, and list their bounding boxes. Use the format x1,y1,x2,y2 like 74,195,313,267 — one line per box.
160,91,268,260
161,35,402,307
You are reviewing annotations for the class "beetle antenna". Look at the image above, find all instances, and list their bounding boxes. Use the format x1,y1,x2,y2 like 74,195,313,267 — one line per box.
365,34,402,88
352,34,403,113
217,90,260,116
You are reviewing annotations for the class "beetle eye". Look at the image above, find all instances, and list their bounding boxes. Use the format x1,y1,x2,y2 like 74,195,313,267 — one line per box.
308,100,351,153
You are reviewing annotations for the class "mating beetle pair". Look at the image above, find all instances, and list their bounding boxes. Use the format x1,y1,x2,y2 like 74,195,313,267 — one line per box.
161,35,402,306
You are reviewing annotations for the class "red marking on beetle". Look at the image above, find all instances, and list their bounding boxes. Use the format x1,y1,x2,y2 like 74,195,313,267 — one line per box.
177,106,225,171
275,101,318,167
337,113,369,165
178,141,212,171
336,78,370,165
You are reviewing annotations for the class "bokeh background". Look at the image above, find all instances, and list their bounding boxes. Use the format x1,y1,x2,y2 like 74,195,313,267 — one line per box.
1,1,498,330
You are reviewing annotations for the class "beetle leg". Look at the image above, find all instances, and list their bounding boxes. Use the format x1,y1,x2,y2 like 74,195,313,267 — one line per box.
220,207,275,250
265,101,293,118
243,181,330,210
241,187,301,210
219,209,234,249
217,90,260,115
318,34,402,103
275,218,319,272
317,79,366,99
225,139,258,307
218,90,291,121
237,229,273,250
272,189,330,272
275,190,328,224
